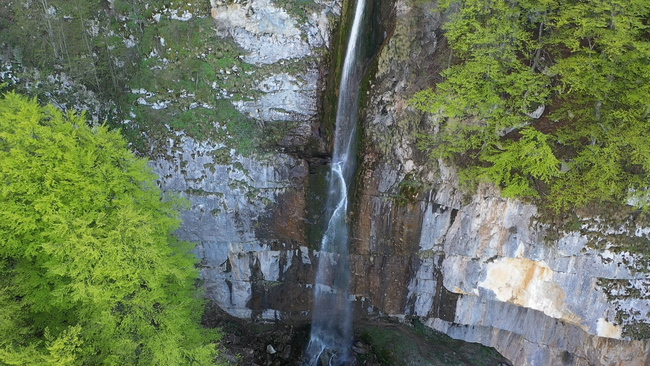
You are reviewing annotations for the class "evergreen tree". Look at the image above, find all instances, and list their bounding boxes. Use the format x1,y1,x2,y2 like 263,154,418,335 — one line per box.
0,93,220,365
413,0,650,211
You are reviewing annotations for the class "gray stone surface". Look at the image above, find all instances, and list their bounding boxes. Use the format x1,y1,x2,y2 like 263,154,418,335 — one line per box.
232,70,319,123
211,0,310,65
210,0,341,128
151,0,650,364
210,0,340,64
359,0,650,364
152,133,312,319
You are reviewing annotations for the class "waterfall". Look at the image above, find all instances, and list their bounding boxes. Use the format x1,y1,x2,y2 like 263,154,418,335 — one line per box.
304,0,366,365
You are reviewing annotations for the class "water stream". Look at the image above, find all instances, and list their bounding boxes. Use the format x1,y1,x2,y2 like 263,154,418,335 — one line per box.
303,0,366,365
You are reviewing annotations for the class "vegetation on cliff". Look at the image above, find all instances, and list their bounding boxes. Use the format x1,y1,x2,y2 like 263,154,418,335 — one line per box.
0,0,270,155
0,93,221,365
412,0,650,212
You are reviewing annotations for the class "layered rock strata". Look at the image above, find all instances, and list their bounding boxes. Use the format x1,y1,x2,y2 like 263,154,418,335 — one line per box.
155,0,343,321
354,1,650,365
156,0,650,365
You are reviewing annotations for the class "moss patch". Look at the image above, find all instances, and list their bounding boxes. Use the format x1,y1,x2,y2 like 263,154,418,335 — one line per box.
272,0,321,25
356,319,511,366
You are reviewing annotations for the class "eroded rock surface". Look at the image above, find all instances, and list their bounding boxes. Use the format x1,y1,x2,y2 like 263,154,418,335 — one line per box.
352,1,650,365
232,71,320,124
154,0,343,323
210,0,341,127
157,1,650,365
210,0,339,65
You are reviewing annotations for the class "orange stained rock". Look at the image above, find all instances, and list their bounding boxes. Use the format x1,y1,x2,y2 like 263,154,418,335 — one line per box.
477,257,587,330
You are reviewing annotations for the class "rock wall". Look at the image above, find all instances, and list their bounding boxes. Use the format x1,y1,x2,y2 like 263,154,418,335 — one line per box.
153,135,313,320
155,0,343,322
210,0,335,126
155,0,650,365
353,1,650,365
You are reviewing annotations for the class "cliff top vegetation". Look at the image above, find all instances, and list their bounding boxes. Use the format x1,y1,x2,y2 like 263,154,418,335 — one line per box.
0,0,301,157
411,0,650,213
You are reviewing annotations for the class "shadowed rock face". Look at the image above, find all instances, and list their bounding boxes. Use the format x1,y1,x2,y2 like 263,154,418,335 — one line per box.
350,1,650,364
154,0,650,365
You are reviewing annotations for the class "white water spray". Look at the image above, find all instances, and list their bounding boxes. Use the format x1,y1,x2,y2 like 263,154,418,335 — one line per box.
304,0,366,365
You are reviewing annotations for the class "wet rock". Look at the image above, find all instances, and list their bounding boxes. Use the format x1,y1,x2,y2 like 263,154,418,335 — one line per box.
280,345,291,360
353,0,650,364
351,340,369,355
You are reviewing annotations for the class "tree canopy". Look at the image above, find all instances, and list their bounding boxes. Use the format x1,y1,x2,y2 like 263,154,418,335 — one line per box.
412,0,650,211
0,92,220,365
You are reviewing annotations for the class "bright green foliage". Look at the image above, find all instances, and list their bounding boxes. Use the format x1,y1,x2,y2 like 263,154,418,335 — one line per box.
481,127,560,197
550,125,650,211
409,0,550,127
0,93,220,365
413,0,650,211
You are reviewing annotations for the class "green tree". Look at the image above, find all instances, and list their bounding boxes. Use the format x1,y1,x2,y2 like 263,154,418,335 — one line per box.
0,92,220,365
413,0,650,211
481,127,560,198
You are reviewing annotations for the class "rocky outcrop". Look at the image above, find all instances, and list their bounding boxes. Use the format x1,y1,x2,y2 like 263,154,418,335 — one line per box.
152,133,313,320
352,1,650,365
211,0,337,65
408,181,650,365
156,0,650,365
210,0,340,127
154,0,343,322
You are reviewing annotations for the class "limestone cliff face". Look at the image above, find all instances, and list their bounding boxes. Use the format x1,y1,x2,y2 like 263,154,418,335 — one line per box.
353,1,650,365
156,0,650,365
154,0,342,321
210,0,338,126
152,136,312,319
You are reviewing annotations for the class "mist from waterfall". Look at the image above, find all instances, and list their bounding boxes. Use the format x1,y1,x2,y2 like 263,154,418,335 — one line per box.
303,0,366,365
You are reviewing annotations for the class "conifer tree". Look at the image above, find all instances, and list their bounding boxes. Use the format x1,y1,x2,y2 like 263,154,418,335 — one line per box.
0,92,220,365
413,0,650,211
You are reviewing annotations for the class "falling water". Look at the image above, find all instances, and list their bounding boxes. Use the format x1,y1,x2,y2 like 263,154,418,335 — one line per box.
303,0,366,365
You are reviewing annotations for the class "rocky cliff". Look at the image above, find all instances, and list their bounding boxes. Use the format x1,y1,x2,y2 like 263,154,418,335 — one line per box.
350,1,650,365
152,0,344,322
153,0,650,365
